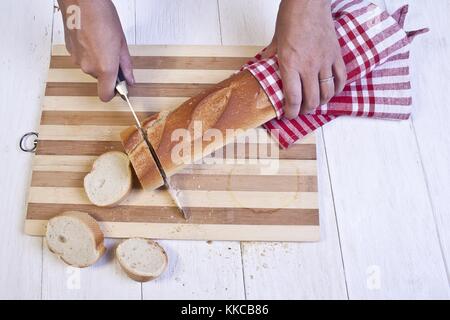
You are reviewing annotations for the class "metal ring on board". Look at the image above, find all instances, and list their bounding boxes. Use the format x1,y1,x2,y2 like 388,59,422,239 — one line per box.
19,132,39,153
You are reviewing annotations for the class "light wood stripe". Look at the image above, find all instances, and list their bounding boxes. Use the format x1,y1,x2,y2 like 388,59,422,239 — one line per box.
45,83,213,97
48,69,235,84
26,203,318,226
39,125,125,141
31,171,318,192
41,111,157,126
52,45,263,57
28,187,318,209
33,155,97,172
35,140,317,159
50,56,249,70
42,96,189,112
37,125,315,145
25,220,320,242
32,155,317,175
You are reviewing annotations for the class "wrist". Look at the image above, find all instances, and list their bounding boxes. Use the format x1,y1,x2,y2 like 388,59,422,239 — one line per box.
280,0,331,10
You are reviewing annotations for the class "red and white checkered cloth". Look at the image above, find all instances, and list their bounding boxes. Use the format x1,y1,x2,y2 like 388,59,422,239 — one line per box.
242,0,428,148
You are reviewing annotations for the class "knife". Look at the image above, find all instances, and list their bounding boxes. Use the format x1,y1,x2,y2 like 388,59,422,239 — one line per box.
115,68,191,220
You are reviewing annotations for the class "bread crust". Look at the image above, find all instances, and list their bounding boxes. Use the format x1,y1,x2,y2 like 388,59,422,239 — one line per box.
120,70,276,191
46,211,106,268
115,238,168,282
123,133,165,190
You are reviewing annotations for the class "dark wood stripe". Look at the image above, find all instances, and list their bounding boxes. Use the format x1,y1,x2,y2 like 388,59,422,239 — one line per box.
35,140,316,159
50,56,250,70
41,111,156,126
45,83,213,97
26,203,319,226
35,140,123,156
212,143,317,160
31,171,318,192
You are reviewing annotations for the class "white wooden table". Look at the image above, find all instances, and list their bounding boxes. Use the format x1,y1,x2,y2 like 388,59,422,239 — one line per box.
1,0,449,300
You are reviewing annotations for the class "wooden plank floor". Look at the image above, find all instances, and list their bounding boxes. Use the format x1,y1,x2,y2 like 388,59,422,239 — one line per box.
0,0,449,299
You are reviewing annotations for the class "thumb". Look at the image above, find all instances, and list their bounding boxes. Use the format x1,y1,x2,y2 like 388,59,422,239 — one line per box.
260,41,277,60
97,70,117,102
119,42,135,85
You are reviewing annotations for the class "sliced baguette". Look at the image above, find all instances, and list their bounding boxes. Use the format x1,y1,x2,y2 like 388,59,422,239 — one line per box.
119,126,164,191
45,211,105,268
116,238,168,282
120,70,276,191
84,151,132,207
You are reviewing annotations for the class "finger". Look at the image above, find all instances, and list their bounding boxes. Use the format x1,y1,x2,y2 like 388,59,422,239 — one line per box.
319,68,335,105
333,56,347,94
119,42,135,85
260,41,277,60
97,69,118,102
65,36,73,55
68,47,81,66
299,72,320,115
280,66,302,119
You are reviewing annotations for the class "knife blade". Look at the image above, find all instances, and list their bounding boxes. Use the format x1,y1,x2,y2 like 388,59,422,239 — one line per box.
115,68,191,220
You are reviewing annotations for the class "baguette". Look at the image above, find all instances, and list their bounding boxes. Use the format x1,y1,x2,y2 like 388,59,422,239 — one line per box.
116,238,168,282
45,211,106,268
120,125,164,190
121,70,276,190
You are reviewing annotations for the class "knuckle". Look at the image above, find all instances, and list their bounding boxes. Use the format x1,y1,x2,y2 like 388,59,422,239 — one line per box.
300,62,318,75
99,68,116,77
304,96,320,110
279,49,296,63
286,93,302,107
80,62,94,75
97,62,117,77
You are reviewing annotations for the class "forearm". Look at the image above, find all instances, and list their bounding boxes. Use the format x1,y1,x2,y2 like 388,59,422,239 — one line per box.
57,0,119,29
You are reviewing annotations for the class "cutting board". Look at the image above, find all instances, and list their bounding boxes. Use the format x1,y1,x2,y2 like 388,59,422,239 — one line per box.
24,45,319,242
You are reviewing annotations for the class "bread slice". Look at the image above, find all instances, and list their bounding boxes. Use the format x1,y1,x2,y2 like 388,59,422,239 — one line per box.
45,211,106,268
120,126,164,191
84,151,132,207
116,238,168,282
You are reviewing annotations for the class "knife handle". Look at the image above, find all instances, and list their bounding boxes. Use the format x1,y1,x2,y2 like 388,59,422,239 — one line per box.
116,66,126,84
115,67,128,99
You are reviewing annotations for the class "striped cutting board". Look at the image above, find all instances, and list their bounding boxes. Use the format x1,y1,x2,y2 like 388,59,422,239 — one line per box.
24,45,319,242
